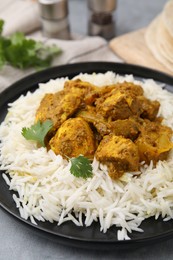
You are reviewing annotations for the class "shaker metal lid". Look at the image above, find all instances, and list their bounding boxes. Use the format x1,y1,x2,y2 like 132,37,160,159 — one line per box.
39,0,68,20
88,0,117,13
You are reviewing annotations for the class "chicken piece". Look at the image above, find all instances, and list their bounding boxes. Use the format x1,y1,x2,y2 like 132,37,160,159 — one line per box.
94,82,144,107
77,107,140,140
112,82,144,96
49,118,96,158
76,106,103,123
77,106,140,138
135,120,173,164
138,96,160,121
95,134,139,179
64,79,98,97
110,117,140,140
95,90,142,120
84,85,116,105
76,106,111,137
35,90,82,132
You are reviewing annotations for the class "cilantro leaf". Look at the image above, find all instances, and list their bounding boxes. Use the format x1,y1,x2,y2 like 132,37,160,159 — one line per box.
0,20,4,35
22,120,53,147
70,155,93,179
0,19,62,70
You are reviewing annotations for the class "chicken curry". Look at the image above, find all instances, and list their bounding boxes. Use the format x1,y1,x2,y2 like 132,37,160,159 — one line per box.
35,79,173,179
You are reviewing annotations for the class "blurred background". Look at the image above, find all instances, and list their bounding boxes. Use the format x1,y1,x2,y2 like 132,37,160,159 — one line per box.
68,0,166,37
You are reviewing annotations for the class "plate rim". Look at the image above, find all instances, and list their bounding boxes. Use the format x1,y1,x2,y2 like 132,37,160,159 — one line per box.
1,61,173,250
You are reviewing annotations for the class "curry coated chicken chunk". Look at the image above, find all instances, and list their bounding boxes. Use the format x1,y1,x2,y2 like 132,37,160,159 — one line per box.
135,120,173,164
64,79,98,98
94,82,144,119
35,90,83,132
76,105,111,137
95,134,139,179
109,117,140,141
95,90,141,120
112,82,144,96
138,96,160,121
49,117,96,159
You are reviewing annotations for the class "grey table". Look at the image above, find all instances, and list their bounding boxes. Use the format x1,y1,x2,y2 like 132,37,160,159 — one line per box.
1,0,172,259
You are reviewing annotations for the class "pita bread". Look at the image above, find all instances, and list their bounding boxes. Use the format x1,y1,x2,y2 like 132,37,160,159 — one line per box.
162,0,173,38
156,15,173,62
145,15,173,73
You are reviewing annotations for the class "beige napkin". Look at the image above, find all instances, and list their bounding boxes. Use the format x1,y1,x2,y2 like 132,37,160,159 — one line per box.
0,1,121,92
0,0,40,35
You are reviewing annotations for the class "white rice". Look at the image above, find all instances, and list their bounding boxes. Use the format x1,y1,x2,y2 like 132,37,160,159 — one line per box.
0,71,173,240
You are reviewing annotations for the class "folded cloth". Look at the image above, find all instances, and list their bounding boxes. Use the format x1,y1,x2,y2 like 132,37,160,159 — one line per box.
41,34,121,65
0,0,40,35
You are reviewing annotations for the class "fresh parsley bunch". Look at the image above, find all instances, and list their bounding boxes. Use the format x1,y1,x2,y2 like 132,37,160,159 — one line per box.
0,20,62,70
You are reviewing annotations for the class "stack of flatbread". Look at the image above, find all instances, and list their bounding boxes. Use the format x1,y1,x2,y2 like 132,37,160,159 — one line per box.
145,0,173,73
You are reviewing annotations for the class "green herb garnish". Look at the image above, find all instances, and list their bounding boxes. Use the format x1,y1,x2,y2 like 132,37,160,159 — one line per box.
0,20,4,35
70,155,93,179
22,120,53,147
0,19,62,70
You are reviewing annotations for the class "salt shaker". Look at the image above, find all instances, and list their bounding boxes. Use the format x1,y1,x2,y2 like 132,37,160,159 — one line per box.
88,0,117,40
39,0,71,40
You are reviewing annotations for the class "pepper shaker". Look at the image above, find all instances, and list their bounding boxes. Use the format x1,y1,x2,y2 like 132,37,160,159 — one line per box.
39,0,71,40
88,0,117,40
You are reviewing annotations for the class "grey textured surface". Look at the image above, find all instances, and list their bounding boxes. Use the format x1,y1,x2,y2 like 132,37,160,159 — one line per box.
1,0,172,259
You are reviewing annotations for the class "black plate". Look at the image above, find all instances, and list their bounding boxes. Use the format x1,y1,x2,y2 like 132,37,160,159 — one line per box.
1,62,173,250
